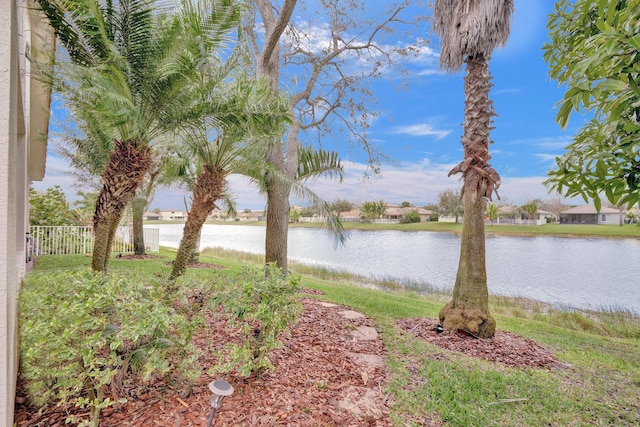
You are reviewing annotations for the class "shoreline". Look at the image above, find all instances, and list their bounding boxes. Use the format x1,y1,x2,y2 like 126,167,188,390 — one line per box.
145,219,640,240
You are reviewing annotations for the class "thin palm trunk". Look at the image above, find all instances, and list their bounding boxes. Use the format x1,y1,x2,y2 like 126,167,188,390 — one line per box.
133,165,161,255
439,55,497,338
132,202,146,255
169,165,226,282
91,140,152,272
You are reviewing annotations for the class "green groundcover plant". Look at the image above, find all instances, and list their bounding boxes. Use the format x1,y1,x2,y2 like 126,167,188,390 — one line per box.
210,264,302,378
19,269,199,426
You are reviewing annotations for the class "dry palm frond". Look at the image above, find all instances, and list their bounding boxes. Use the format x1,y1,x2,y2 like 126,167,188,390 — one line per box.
433,0,515,70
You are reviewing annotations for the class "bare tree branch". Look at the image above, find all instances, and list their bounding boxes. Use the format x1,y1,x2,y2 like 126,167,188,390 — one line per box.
256,0,298,80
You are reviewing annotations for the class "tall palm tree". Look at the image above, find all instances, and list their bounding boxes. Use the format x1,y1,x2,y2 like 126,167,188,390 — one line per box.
166,144,229,282
433,0,514,338
35,0,244,271
485,202,499,226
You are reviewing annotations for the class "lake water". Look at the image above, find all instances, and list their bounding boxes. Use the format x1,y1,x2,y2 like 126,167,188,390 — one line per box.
149,223,640,313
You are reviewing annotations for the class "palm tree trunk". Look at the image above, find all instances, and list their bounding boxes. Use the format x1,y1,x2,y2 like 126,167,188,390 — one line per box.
92,216,112,271
169,165,225,283
439,55,497,338
132,196,147,255
190,227,202,264
91,139,152,272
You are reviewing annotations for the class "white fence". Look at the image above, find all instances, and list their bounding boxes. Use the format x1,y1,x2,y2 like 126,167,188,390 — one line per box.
28,226,160,257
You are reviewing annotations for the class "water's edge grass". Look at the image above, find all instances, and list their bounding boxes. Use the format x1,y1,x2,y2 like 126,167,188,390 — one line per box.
200,246,640,339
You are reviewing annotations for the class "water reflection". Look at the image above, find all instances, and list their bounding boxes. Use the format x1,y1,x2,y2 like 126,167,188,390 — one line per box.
151,223,639,313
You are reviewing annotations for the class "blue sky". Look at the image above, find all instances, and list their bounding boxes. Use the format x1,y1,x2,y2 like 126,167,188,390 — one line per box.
32,0,586,211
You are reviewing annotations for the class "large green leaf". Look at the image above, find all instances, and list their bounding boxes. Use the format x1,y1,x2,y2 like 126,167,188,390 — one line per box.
545,0,640,208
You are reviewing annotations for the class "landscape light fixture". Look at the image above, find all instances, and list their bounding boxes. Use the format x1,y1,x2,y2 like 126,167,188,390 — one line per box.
206,379,234,427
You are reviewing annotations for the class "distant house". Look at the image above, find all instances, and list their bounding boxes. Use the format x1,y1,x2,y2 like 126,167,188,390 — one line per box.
207,208,226,220
495,205,554,225
535,209,555,223
159,210,187,221
381,204,433,223
560,205,623,225
337,208,361,222
496,205,521,224
143,211,161,221
235,210,265,221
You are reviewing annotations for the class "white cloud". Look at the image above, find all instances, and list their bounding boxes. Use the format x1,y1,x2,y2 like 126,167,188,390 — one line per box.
304,159,459,206
508,135,573,150
34,152,578,211
497,176,579,205
284,21,332,55
536,137,573,150
30,155,89,203
418,68,446,76
534,153,559,163
393,123,451,139
493,87,522,96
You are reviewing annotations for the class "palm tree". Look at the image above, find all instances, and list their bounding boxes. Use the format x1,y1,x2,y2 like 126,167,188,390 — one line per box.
164,120,252,283
165,122,341,282
433,0,514,338
360,200,386,222
35,0,243,271
162,69,291,281
521,202,538,225
485,202,499,226
167,147,229,282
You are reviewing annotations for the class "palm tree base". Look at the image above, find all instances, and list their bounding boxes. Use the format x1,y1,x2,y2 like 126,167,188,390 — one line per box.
439,300,496,339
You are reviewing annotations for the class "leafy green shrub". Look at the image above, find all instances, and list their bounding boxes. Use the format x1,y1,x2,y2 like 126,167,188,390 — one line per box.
210,264,301,378
19,269,198,426
29,186,80,226
400,210,421,223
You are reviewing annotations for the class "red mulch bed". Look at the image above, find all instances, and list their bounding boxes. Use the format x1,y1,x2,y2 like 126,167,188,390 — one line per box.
397,318,560,369
15,298,392,426
15,296,559,426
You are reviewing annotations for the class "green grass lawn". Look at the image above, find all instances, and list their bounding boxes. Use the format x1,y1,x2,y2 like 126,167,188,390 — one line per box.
29,249,640,426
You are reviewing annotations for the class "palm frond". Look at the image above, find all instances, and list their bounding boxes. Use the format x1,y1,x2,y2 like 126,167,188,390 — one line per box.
36,0,112,66
239,158,347,247
296,146,343,183
289,183,348,248
433,0,515,70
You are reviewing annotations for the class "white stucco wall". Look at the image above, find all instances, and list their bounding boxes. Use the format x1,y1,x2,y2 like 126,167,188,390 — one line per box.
0,1,51,425
0,1,23,425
